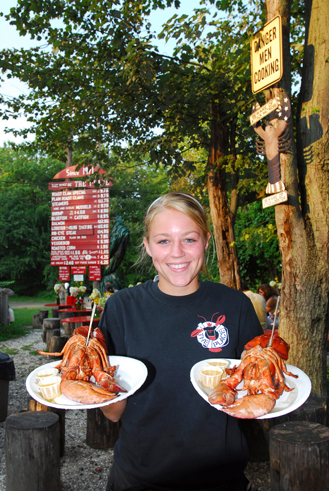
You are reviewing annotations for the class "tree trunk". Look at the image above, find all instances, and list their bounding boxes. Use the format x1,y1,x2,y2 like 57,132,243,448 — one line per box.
206,112,241,289
266,0,329,396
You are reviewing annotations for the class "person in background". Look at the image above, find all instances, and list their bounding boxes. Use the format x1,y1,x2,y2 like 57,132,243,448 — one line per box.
105,281,118,295
241,281,267,330
257,284,278,314
257,283,279,329
99,192,263,491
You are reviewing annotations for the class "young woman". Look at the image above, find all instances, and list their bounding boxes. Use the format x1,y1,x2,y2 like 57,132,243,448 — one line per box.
99,192,263,491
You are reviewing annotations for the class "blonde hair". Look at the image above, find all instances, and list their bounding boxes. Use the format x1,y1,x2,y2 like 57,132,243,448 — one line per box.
144,192,209,238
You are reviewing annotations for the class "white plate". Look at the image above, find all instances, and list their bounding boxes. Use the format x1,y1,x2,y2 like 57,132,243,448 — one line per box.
190,358,311,419
26,356,148,410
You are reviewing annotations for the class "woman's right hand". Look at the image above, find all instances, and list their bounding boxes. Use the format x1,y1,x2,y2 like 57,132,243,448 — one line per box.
100,399,127,422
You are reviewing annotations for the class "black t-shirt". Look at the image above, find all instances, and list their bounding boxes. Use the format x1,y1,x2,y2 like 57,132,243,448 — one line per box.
99,281,263,490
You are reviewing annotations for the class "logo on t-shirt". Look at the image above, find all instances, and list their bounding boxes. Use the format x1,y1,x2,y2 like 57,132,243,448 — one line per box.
191,313,229,352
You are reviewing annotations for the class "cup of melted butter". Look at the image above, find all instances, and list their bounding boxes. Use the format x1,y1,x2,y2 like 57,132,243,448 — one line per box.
38,375,62,401
35,367,59,384
200,367,224,388
207,359,229,370
200,359,230,388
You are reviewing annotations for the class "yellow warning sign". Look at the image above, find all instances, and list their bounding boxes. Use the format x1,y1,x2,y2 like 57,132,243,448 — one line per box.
251,16,283,94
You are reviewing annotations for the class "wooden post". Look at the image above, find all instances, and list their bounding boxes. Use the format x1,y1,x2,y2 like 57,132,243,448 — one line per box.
47,335,69,354
86,407,120,449
0,290,9,325
39,309,49,321
0,354,15,422
28,398,66,457
51,307,59,318
5,411,61,491
33,309,49,329
42,317,61,342
63,322,74,336
32,313,43,329
269,421,329,490
46,328,61,350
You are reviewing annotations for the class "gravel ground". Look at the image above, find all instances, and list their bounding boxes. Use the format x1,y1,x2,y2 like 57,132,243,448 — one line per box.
0,326,271,491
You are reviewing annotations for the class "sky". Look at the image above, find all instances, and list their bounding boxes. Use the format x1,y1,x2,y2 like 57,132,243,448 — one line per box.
0,0,208,147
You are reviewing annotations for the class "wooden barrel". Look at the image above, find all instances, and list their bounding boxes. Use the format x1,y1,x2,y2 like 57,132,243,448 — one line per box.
29,398,66,457
269,421,329,490
5,411,60,491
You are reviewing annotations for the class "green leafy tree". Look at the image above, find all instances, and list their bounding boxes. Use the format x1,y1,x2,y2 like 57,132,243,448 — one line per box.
0,146,62,294
0,0,269,289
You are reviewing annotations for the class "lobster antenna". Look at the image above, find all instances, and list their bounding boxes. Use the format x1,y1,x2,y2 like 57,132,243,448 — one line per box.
268,295,280,348
86,302,97,346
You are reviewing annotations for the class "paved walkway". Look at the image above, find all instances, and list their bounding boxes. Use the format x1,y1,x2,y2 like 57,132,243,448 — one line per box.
9,301,49,309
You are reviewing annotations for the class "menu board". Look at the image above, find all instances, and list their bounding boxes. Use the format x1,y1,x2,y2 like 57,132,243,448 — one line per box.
51,188,110,266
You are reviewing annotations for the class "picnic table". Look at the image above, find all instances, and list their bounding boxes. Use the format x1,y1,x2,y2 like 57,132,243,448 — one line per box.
57,308,91,314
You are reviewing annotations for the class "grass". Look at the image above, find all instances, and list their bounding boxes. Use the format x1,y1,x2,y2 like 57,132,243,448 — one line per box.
0,307,51,342
0,347,19,355
29,350,40,356
10,291,55,303
21,344,34,350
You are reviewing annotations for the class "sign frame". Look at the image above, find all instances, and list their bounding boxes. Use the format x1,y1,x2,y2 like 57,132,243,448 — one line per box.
251,15,283,94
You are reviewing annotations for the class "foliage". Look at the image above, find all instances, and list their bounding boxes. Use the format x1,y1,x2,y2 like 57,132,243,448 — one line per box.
0,146,62,294
0,141,281,292
0,281,15,287
106,156,170,287
0,1,269,268
234,200,281,289
0,1,305,290
0,0,267,186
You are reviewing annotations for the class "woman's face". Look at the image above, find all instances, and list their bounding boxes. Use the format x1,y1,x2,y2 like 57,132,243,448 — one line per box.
144,208,210,296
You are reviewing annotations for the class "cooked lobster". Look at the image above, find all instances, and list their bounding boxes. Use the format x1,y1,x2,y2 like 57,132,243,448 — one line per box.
38,326,126,404
208,333,298,419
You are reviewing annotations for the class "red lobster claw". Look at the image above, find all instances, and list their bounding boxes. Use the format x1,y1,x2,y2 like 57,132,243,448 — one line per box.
244,331,290,360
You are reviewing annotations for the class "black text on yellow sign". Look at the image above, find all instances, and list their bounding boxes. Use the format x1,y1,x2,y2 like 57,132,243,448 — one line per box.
251,16,283,94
